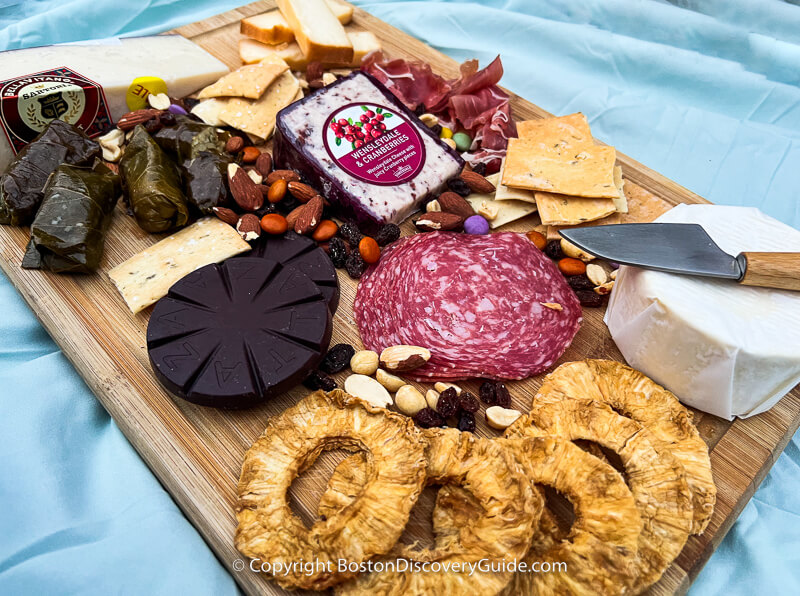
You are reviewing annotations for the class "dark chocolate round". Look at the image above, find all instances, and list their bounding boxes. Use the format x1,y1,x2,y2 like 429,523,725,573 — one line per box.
147,258,332,409
242,231,340,313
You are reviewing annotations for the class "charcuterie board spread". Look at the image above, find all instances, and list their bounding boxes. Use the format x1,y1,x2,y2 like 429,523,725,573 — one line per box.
1,1,799,595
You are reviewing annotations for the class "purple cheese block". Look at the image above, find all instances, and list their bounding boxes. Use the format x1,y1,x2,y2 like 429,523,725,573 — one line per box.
274,71,464,227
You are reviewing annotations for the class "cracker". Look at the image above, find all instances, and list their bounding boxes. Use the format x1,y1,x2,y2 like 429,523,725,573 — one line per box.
535,191,617,226
612,165,628,213
197,56,289,100
517,113,594,149
219,71,300,140
503,138,618,198
547,212,622,240
190,97,228,127
493,158,536,204
108,218,251,314
464,173,537,228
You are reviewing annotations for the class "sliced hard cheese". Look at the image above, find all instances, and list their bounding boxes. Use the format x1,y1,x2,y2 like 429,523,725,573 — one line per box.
503,138,618,198
241,0,354,46
276,0,353,64
217,71,300,140
612,165,628,213
239,31,379,70
0,35,228,171
190,98,227,126
108,218,251,314
535,191,617,226
493,158,536,204
465,174,537,228
605,204,800,419
198,56,289,100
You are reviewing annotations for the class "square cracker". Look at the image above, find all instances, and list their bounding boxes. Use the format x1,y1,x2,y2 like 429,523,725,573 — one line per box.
198,55,289,100
493,158,536,204
535,191,617,226
503,138,618,198
517,113,594,149
108,218,251,314
219,71,300,140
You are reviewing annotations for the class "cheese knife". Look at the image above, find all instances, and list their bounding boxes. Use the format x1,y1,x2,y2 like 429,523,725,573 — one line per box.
559,223,800,292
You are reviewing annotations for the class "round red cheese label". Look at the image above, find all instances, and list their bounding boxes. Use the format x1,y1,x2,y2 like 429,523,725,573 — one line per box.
323,102,425,186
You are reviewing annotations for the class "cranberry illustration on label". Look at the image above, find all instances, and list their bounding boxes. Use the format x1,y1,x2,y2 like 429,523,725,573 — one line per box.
323,102,426,186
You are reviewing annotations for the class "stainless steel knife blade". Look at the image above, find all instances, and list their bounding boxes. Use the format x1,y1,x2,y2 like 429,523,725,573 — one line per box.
559,223,744,280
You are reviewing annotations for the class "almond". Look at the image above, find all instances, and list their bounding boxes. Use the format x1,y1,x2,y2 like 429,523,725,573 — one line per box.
437,191,475,219
266,169,301,185
227,163,263,212
241,146,260,164
224,136,244,154
236,213,261,242
288,181,319,204
212,206,239,226
117,108,162,131
286,205,305,230
379,345,431,372
255,152,272,176
294,195,324,234
460,169,496,194
414,211,463,231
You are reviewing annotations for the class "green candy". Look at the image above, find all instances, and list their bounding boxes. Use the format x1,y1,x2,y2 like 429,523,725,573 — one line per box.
452,131,472,152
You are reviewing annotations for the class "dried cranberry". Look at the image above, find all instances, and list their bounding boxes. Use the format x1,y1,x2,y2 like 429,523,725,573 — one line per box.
319,343,355,374
457,411,476,432
479,381,497,405
459,391,479,413
544,240,565,260
576,290,605,307
567,274,595,291
302,370,337,392
345,252,368,279
447,176,471,197
470,162,487,176
414,407,445,428
374,223,400,247
436,387,460,418
494,383,511,408
328,237,348,268
339,222,363,247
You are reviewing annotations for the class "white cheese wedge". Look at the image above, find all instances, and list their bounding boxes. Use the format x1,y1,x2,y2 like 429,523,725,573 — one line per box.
465,173,537,228
240,1,354,46
493,158,536,203
276,0,353,64
239,31,379,70
605,204,800,419
0,36,228,171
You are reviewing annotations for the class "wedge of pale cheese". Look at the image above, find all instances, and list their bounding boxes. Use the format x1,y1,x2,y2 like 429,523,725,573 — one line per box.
612,165,628,213
241,1,353,46
465,173,538,228
239,31,380,69
606,204,800,419
108,218,251,314
277,0,353,64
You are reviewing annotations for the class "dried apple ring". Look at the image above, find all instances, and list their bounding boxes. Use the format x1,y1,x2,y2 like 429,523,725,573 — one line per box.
327,428,542,596
536,359,716,534
235,390,427,591
507,400,694,592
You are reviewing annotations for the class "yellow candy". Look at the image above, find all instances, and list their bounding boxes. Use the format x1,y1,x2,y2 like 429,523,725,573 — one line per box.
440,126,453,139
126,76,168,111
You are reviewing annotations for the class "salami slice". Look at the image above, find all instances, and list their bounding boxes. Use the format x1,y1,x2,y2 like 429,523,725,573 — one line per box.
355,232,582,381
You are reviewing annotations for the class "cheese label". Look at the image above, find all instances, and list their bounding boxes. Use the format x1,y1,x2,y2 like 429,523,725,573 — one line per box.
323,102,425,186
0,66,112,154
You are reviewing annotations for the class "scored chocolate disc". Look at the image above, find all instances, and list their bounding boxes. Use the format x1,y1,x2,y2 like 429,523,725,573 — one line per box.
243,231,340,313
147,258,332,409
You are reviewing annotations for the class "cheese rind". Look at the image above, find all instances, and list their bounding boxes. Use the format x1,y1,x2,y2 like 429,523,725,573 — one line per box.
605,204,800,419
276,0,353,64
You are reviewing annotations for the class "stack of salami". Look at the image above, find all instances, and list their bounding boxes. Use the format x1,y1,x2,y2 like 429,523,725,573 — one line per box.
354,232,582,381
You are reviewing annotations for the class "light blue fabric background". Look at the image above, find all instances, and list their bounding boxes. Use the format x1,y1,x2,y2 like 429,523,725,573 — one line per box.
1,0,799,593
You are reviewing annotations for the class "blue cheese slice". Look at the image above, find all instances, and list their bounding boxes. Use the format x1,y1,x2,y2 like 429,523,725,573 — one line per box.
108,218,251,314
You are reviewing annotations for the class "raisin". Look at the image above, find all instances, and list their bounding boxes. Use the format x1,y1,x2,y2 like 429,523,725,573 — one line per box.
436,387,460,418
328,237,348,268
302,370,337,392
253,203,277,218
457,411,476,432
144,117,162,134
447,176,471,197
319,343,355,374
544,240,565,260
576,290,605,307
339,222,363,247
277,196,300,214
374,223,401,247
471,162,487,176
345,252,368,279
430,123,443,137
479,381,497,405
414,407,445,429
414,103,427,116
459,391,479,413
159,111,176,127
495,382,511,408
567,274,595,291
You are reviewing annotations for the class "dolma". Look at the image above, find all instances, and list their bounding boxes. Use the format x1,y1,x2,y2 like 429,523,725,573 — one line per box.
22,163,120,273
120,126,189,233
154,116,231,214
0,119,100,226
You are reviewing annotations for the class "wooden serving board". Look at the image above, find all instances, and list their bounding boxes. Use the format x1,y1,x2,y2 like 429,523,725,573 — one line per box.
1,2,798,594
